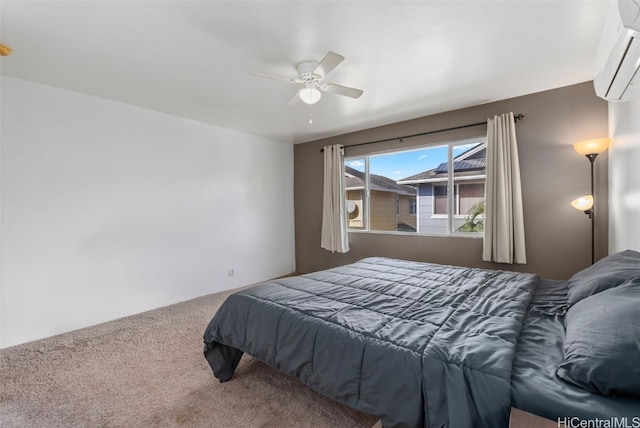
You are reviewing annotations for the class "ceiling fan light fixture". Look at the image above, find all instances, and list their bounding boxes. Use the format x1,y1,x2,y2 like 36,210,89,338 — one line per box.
251,51,362,108
299,86,321,105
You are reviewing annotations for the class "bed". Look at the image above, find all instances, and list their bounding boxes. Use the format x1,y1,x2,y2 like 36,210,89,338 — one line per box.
203,252,640,427
511,252,640,421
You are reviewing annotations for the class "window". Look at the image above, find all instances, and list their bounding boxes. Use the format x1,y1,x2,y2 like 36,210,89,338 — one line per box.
433,184,448,215
433,182,485,216
409,197,417,215
344,138,486,235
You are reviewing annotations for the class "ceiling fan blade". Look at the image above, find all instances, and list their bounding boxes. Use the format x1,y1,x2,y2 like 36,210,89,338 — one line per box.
287,89,301,106
250,70,299,83
314,51,344,78
323,82,364,99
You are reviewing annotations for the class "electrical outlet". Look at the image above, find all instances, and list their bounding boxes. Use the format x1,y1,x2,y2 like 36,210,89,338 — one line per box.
228,269,235,277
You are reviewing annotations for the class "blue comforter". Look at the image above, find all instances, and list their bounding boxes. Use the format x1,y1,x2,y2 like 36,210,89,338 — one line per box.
204,257,538,427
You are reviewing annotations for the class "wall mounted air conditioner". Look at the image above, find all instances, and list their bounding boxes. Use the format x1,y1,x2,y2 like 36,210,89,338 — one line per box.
593,0,640,101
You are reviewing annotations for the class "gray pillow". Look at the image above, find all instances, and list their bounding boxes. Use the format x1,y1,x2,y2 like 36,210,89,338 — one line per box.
567,249,640,306
557,277,640,398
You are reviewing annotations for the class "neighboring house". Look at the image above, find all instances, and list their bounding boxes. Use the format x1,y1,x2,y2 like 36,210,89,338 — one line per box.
345,166,417,231
397,143,486,234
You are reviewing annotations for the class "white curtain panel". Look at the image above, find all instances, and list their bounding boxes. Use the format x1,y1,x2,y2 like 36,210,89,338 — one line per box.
482,112,527,264
321,144,350,253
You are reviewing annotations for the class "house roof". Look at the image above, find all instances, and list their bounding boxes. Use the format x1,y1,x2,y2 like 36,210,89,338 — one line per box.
435,158,486,174
398,144,487,183
345,166,416,196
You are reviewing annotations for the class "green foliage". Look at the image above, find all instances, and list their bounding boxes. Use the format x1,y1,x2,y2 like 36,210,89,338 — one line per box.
456,201,485,233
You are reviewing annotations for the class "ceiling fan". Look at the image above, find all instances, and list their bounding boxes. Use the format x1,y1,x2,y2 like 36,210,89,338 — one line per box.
251,51,364,106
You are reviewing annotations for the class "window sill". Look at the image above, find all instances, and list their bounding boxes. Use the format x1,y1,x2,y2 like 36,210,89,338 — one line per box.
347,229,483,239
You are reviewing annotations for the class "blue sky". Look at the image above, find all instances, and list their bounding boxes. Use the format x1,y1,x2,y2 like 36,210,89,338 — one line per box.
346,142,481,181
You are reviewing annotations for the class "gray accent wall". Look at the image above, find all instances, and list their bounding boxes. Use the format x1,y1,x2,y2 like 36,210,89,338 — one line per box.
294,82,608,280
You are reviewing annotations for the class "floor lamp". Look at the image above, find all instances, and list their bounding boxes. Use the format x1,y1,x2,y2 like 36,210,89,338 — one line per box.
571,138,610,265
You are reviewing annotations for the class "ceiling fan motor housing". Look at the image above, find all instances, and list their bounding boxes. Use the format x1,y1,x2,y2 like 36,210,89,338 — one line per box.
297,60,322,82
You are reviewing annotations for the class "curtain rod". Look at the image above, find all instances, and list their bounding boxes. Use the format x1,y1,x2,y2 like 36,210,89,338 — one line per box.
320,113,524,152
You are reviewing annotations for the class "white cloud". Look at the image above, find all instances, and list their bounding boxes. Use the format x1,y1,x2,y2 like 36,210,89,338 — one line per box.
348,160,364,167
394,170,403,175
418,155,428,160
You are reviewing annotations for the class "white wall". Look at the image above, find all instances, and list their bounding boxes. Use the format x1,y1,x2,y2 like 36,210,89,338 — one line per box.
608,88,640,253
0,76,295,348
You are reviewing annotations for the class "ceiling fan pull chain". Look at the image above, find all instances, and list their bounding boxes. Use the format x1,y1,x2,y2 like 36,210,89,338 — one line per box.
309,104,313,124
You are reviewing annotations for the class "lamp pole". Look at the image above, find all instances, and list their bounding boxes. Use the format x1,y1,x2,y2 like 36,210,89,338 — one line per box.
573,138,610,266
586,153,597,265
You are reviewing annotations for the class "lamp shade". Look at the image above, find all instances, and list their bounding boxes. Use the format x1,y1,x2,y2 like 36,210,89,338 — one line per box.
0,44,12,56
571,195,594,211
299,86,321,105
573,138,610,156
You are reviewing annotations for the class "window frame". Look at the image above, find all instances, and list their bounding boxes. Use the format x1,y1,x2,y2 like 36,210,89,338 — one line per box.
344,137,486,237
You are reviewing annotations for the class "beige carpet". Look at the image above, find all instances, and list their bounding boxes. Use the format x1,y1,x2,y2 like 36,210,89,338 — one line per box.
0,286,379,428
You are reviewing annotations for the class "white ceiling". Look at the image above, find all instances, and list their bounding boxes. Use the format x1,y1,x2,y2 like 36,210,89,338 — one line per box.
0,1,610,144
